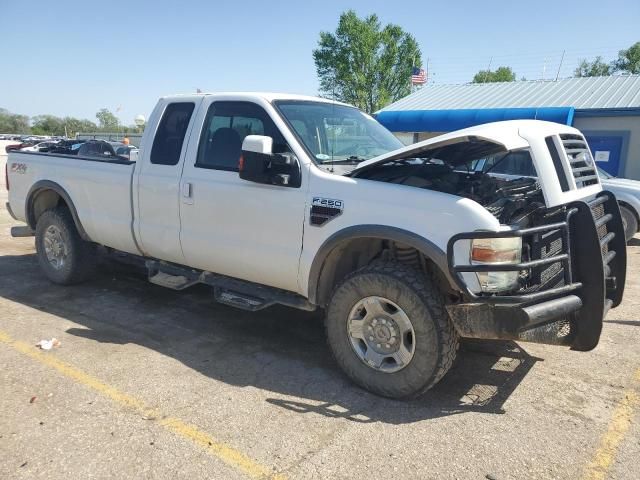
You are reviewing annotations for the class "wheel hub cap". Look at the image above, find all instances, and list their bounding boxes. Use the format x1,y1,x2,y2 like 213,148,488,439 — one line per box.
347,296,416,373
43,225,68,270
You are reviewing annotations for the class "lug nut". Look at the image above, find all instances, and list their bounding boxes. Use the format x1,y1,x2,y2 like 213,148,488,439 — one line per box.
376,343,381,348
372,319,377,326
390,336,396,344
369,336,374,341
385,343,390,348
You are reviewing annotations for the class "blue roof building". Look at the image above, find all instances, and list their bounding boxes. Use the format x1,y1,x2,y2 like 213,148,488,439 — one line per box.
376,75,640,179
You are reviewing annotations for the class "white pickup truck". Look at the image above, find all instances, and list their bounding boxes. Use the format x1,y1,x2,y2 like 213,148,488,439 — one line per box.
5,93,627,398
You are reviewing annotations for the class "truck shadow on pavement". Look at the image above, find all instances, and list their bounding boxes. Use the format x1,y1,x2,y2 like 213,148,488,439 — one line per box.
0,253,542,425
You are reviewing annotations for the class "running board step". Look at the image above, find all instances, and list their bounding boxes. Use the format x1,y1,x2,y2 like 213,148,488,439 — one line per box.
214,288,272,311
11,226,35,237
149,271,198,290
144,260,316,312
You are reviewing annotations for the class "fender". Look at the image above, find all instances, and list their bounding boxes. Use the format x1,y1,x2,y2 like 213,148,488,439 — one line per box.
307,224,456,305
25,180,91,241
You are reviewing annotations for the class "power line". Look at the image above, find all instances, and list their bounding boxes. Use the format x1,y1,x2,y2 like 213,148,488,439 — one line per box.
422,47,626,84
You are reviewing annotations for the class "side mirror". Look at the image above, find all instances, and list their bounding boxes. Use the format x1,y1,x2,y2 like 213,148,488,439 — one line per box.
239,135,300,187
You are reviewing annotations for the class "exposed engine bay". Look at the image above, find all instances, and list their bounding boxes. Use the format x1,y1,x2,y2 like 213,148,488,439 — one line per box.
352,160,547,227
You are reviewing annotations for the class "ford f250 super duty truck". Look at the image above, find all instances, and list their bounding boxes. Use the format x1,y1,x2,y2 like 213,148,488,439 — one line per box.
5,93,627,399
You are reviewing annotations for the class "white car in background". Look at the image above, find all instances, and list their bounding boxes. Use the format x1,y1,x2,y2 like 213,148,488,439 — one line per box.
20,141,59,152
598,168,640,242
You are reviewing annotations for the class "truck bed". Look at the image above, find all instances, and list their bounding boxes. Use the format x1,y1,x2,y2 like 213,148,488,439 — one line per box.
7,150,140,255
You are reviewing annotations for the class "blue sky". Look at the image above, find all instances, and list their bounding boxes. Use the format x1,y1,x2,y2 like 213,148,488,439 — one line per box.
1,0,638,124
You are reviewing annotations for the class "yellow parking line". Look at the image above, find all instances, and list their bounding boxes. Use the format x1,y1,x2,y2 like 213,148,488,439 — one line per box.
0,330,285,480
583,368,640,480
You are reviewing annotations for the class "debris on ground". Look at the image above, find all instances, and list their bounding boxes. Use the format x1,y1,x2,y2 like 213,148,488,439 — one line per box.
29,396,36,404
35,338,61,350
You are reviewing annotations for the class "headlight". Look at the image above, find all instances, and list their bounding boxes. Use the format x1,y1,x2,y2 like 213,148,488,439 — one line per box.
471,237,522,293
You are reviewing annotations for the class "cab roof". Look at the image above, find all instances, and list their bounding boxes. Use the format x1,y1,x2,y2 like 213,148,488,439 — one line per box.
160,91,352,106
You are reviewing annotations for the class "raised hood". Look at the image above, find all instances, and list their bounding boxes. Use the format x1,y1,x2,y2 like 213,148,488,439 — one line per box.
352,120,532,175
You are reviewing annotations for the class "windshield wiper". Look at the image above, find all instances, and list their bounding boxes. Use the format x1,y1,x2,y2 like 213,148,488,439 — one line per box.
321,155,366,165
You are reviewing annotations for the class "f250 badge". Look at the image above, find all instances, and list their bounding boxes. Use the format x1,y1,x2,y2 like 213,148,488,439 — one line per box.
11,163,27,174
310,197,344,226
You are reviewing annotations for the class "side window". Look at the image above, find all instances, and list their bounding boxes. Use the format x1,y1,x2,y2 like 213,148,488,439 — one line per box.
100,143,113,155
150,102,195,166
79,142,97,156
196,101,288,171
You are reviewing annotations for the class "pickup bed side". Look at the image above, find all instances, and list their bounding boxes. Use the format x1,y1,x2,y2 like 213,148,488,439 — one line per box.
9,151,139,255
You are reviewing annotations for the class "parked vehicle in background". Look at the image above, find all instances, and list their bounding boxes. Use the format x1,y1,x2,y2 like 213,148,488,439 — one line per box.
113,144,138,159
20,141,60,152
5,93,627,398
48,139,87,155
597,168,640,242
76,140,118,159
5,141,37,153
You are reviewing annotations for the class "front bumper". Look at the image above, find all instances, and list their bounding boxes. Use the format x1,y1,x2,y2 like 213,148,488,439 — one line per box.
446,191,626,351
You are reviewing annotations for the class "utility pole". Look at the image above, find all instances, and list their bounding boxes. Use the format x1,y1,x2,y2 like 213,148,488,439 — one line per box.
425,57,430,84
485,57,493,82
555,50,565,81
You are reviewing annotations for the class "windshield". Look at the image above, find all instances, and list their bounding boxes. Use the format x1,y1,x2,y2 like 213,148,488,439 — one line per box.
274,101,403,165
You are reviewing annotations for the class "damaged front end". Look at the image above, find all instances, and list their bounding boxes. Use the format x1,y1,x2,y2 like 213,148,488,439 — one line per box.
351,122,627,350
447,192,626,350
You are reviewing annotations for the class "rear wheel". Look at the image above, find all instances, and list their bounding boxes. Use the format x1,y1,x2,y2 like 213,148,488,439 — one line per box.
325,262,458,399
620,205,638,243
35,208,96,284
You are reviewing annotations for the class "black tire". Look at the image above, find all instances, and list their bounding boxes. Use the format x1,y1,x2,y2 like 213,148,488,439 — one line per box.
35,208,96,285
325,262,458,399
620,205,638,243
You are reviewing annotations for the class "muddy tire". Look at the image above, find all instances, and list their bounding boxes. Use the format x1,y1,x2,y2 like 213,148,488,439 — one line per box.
325,262,458,399
620,205,638,243
35,208,96,285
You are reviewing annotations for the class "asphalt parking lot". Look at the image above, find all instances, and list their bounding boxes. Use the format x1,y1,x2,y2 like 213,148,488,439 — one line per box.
1,147,640,480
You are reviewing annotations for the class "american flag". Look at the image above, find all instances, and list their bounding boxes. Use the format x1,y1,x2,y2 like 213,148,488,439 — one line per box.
411,67,427,85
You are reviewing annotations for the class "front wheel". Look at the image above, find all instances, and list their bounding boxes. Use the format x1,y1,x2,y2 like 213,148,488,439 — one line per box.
325,262,458,399
35,208,96,285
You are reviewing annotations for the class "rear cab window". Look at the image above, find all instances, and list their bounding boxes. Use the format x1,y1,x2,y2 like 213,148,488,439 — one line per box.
151,102,195,166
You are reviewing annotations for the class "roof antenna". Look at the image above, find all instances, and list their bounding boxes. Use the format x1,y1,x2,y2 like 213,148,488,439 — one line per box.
330,82,336,173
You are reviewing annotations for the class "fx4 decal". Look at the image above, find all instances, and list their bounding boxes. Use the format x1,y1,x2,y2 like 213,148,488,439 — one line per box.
11,163,27,174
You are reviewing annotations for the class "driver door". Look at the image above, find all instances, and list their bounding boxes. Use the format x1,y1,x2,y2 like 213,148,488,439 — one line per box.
178,99,307,293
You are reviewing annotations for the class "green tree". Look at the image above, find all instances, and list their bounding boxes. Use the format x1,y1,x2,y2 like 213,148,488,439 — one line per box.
313,10,421,113
31,115,66,136
472,66,516,83
574,56,611,77
0,108,30,134
96,108,120,130
614,41,640,74
63,117,98,137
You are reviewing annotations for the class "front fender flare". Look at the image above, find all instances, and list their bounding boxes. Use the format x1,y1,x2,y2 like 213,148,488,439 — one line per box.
307,224,455,305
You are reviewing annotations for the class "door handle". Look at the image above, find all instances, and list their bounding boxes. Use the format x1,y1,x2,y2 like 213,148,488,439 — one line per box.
182,182,194,205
